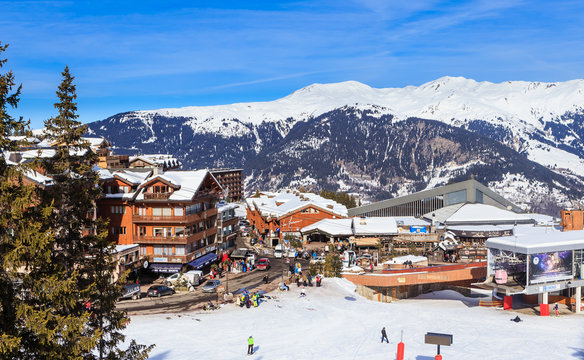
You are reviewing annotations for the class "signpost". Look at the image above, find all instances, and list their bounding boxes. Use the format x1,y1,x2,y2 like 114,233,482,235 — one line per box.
424,332,453,360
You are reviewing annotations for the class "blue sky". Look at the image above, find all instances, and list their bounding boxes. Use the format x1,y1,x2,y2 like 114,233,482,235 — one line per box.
2,0,583,128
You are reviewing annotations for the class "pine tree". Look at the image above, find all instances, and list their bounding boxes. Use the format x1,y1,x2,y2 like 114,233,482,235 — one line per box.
0,42,61,359
41,66,153,360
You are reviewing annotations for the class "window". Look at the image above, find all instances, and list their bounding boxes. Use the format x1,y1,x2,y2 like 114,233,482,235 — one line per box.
162,208,172,217
154,246,163,255
174,207,184,216
445,190,467,206
111,227,117,235
152,208,163,216
120,227,126,235
153,185,168,193
136,207,146,216
153,228,163,237
140,246,147,255
139,227,146,236
175,227,185,237
164,227,173,237
199,222,204,232
111,206,125,214
175,246,185,255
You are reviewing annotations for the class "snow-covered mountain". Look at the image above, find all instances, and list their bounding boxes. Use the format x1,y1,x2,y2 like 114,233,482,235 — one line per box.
87,76,584,213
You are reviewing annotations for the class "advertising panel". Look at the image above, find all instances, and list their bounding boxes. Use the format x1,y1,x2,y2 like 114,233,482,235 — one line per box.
529,251,573,284
410,226,427,234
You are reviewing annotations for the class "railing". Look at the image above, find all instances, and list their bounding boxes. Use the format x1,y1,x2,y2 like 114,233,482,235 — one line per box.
133,213,204,223
134,232,207,244
143,192,172,200
133,209,217,223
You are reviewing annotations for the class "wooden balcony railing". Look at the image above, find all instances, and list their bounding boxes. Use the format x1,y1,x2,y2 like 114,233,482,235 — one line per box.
132,208,217,223
143,192,173,200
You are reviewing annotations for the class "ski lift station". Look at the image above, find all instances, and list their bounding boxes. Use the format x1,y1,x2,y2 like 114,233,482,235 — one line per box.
483,226,584,313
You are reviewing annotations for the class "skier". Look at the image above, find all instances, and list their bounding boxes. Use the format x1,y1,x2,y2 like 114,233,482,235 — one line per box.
381,327,389,343
247,335,254,355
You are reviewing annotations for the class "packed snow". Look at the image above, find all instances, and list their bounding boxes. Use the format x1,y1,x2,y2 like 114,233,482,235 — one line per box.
123,278,584,359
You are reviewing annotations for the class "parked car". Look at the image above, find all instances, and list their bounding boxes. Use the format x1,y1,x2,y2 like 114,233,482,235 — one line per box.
286,249,297,258
201,279,222,293
119,283,141,300
165,270,203,287
147,285,175,298
257,258,270,270
274,248,283,258
164,272,182,286
310,256,325,264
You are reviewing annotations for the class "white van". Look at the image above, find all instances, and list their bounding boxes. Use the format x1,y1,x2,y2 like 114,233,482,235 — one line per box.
182,270,204,286
274,244,283,258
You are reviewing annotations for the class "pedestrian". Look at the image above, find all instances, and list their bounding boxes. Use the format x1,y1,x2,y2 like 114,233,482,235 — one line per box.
247,335,254,355
381,327,389,343
554,303,560,316
300,287,306,297
370,263,374,272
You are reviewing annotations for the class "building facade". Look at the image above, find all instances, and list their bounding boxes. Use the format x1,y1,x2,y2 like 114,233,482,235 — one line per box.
98,169,222,273
210,168,244,201
246,191,348,247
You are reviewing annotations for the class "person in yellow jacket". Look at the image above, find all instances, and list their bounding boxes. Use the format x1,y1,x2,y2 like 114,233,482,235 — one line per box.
247,335,254,355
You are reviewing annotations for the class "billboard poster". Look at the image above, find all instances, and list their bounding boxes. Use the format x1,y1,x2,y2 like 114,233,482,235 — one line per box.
410,226,427,233
529,251,573,284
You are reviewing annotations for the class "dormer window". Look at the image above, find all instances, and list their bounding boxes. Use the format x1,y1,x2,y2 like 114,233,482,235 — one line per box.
152,185,169,193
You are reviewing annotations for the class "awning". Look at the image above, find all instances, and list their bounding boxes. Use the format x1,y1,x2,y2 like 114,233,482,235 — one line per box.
149,263,182,273
188,252,218,270
349,237,380,247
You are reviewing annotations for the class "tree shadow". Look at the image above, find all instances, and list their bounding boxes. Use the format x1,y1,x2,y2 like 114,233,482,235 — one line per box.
345,296,356,301
571,347,584,359
150,350,172,360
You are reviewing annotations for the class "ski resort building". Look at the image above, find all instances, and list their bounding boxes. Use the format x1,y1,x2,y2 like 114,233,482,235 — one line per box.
97,168,222,273
210,168,244,201
483,226,584,313
246,191,348,247
348,178,522,217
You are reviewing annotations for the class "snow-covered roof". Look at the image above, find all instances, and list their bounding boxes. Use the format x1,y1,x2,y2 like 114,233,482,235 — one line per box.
393,217,430,227
23,170,54,187
446,225,514,232
135,170,211,201
301,217,399,236
383,255,428,265
113,244,139,254
425,203,533,226
486,227,584,254
353,217,398,235
247,191,348,219
218,203,238,213
129,154,181,168
525,213,560,226
114,170,151,185
301,218,354,236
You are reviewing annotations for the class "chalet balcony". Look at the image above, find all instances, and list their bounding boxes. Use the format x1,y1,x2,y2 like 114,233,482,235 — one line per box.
143,192,172,200
132,208,216,223
134,230,213,245
134,235,192,245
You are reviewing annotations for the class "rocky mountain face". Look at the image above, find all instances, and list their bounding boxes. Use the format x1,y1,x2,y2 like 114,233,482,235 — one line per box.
86,77,584,214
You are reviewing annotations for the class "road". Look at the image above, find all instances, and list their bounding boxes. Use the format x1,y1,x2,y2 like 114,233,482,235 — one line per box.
117,255,307,315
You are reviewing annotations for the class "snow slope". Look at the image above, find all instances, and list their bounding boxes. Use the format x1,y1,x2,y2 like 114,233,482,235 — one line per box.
123,278,584,359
